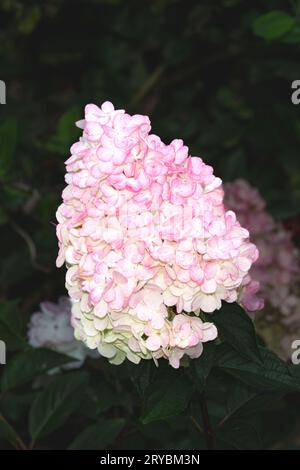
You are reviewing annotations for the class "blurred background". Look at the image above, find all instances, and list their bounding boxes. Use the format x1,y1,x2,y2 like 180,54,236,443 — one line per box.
1,0,300,450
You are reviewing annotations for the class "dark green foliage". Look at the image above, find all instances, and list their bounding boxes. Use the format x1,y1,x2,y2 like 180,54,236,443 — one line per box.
212,303,262,364
0,348,74,391
29,371,89,441
68,418,125,450
141,368,195,424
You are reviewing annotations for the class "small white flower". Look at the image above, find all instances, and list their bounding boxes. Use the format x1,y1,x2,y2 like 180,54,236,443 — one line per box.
28,296,93,371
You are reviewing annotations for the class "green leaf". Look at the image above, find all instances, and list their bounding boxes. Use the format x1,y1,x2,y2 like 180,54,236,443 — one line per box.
0,392,37,422
142,370,194,424
191,341,216,392
80,382,121,418
253,10,295,40
0,413,25,449
128,360,157,397
225,380,258,420
0,348,74,391
206,372,282,427
282,24,300,44
219,378,284,424
229,390,284,420
0,119,17,180
288,362,300,382
69,418,125,450
0,300,26,351
29,371,89,441
57,107,80,146
215,343,300,392
212,303,262,364
45,107,81,155
217,417,263,449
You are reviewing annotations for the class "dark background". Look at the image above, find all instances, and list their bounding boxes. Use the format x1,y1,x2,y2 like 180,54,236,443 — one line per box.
1,0,300,450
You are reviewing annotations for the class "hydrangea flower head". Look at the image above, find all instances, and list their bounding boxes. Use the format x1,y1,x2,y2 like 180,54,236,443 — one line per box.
56,102,261,368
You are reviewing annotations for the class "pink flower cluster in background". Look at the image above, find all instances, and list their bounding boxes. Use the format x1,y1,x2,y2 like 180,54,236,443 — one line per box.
225,179,299,322
56,101,261,367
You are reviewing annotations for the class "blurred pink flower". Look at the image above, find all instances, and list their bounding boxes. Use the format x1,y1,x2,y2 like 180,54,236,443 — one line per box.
224,179,299,317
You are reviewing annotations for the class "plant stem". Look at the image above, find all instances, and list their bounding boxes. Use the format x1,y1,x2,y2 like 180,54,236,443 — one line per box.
10,221,50,273
190,415,204,434
130,65,164,106
0,413,27,450
200,393,214,450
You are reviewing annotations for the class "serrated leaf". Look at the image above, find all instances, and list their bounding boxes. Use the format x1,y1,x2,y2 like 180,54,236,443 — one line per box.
0,413,25,449
80,382,120,419
29,371,88,441
68,418,125,450
212,303,262,364
218,379,283,424
215,343,300,392
191,341,216,392
218,417,263,449
0,348,74,391
128,360,157,397
230,391,284,420
142,370,194,424
225,380,258,419
253,10,295,40
288,362,300,379
0,392,37,422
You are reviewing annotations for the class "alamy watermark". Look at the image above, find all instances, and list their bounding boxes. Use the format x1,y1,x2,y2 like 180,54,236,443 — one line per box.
0,340,6,364
0,80,6,104
291,340,300,365
291,80,300,105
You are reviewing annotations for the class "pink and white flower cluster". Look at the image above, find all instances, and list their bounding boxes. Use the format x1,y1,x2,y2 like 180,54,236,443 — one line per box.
224,179,299,321
28,297,89,370
56,101,260,368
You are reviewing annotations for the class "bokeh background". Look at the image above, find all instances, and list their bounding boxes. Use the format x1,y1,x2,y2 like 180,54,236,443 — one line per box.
1,0,300,450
